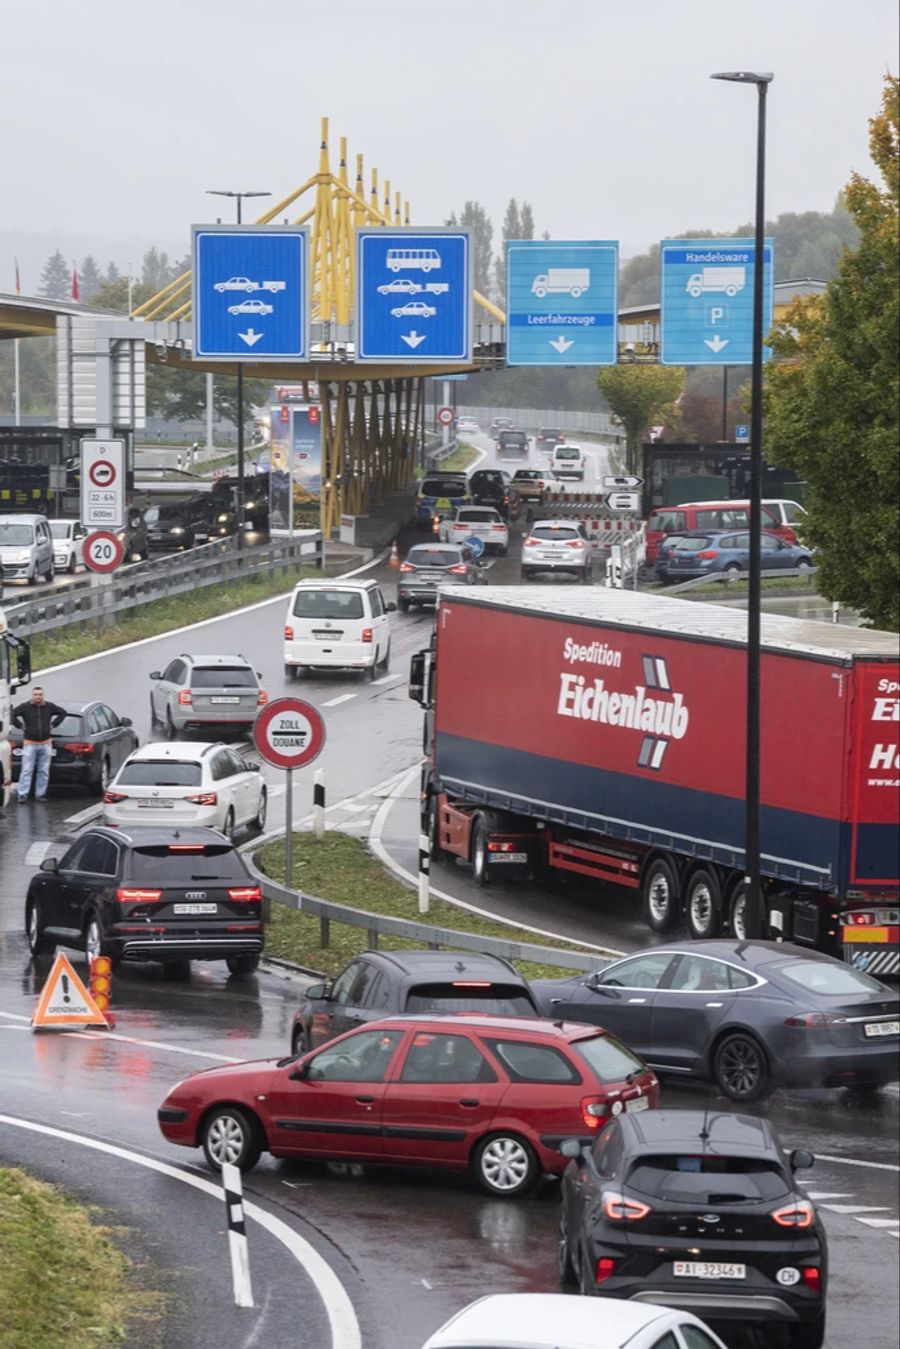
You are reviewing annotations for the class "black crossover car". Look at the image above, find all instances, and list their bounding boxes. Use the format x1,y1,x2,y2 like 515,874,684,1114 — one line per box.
11,700,137,796
290,949,539,1054
558,1110,827,1348
397,542,485,610
26,826,264,978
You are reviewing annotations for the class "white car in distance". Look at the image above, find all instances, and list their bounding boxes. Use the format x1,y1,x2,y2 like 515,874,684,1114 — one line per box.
440,506,509,555
104,742,267,840
49,519,87,573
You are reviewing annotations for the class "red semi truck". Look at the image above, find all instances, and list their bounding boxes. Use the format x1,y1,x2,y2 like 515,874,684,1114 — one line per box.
410,588,900,975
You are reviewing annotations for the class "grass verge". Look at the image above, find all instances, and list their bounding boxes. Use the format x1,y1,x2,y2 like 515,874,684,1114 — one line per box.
0,1167,164,1349
434,441,481,472
672,576,818,599
257,831,587,979
31,565,323,671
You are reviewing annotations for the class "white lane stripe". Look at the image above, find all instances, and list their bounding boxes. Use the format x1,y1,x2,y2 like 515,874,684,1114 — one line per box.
855,1218,900,1229
24,843,51,866
813,1154,900,1173
0,1114,360,1349
806,1192,853,1200
321,694,357,708
35,547,390,675
0,1010,237,1061
820,1204,892,1214
63,802,105,828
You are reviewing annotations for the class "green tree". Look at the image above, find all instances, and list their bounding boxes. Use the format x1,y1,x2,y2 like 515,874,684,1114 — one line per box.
494,198,537,302
79,255,103,303
597,365,685,472
38,250,71,300
446,201,493,297
764,75,899,630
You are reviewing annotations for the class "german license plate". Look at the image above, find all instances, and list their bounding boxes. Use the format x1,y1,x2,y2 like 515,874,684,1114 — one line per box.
210,696,240,704
674,1262,745,1280
138,798,174,808
625,1095,649,1113
865,1020,899,1037
490,852,528,863
174,903,217,915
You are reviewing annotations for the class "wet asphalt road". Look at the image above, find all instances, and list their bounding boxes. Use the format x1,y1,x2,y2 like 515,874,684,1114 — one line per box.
1,432,897,1349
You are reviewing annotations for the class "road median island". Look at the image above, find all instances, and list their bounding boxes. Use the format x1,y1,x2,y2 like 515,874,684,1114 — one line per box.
432,440,480,472
256,831,586,979
0,1166,165,1348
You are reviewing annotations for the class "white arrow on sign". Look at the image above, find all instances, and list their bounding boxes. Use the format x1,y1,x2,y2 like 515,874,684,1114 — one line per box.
602,474,644,489
704,334,729,354
401,330,426,349
239,328,264,347
605,491,641,512
549,335,574,354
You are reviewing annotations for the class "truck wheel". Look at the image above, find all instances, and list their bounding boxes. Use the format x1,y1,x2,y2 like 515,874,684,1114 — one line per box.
685,868,722,940
471,818,491,887
728,879,750,939
642,857,678,932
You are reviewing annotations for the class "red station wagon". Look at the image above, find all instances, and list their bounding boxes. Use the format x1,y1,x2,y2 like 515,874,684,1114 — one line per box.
158,1014,659,1197
645,500,798,562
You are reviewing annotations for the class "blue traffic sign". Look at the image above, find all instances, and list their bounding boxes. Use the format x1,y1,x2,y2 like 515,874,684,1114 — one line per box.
506,241,618,367
735,423,750,442
192,225,309,362
464,535,486,558
660,237,774,366
356,229,471,363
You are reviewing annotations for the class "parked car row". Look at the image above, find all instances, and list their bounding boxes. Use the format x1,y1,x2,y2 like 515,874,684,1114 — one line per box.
656,529,814,582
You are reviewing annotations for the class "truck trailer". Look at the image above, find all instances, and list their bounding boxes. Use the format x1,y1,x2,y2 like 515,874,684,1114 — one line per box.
410,588,900,976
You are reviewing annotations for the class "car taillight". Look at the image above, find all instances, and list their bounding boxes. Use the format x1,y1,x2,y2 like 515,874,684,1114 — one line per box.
594,1257,616,1284
399,562,415,573
168,844,205,852
178,689,192,705
488,840,517,852
361,628,373,643
103,790,127,803
523,537,538,547
284,625,294,640
503,495,509,504
116,888,162,903
696,550,719,560
581,1097,610,1128
448,564,468,574
783,1012,842,1028
185,792,218,806
228,886,262,902
451,980,492,988
61,742,94,755
602,1191,651,1221
801,1266,822,1293
565,539,585,549
490,524,504,531
772,1201,815,1229
257,689,268,706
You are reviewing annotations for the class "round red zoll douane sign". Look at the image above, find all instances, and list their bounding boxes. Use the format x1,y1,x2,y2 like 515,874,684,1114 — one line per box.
253,698,326,770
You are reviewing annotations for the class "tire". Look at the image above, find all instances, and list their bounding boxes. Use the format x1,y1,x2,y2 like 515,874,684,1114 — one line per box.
796,557,813,571
789,1315,826,1349
284,663,296,681
149,694,159,728
521,569,533,582
581,565,591,584
26,899,52,957
713,1032,771,1102
252,787,267,833
366,661,377,681
226,954,260,978
578,1242,597,1296
642,856,679,933
728,879,750,939
291,1025,310,1057
471,817,491,888
201,1105,263,1173
67,554,77,574
472,1133,538,1198
84,915,109,968
28,566,38,586
398,597,410,613
164,710,177,741
557,1211,576,1288
725,562,742,578
91,757,111,798
685,867,722,940
222,808,235,842
377,641,391,674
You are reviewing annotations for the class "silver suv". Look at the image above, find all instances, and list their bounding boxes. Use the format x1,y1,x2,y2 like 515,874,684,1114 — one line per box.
521,519,592,582
149,654,267,737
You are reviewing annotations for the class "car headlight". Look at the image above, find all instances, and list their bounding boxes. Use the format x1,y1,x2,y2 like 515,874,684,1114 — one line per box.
170,527,185,535
12,551,30,563
217,514,229,523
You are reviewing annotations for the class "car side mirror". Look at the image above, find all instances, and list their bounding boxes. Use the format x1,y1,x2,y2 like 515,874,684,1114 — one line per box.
289,1061,310,1081
247,761,260,771
559,1138,584,1160
120,717,133,728
149,671,161,681
304,982,329,1000
385,601,397,612
790,1148,815,1171
39,856,59,873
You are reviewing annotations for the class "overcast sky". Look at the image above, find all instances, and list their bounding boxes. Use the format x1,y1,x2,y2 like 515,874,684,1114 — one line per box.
6,0,898,287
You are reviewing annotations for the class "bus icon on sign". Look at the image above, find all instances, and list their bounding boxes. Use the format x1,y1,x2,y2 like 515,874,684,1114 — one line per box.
386,248,441,273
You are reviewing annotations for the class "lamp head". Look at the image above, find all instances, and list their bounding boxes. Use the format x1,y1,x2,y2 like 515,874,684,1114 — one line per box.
711,70,774,84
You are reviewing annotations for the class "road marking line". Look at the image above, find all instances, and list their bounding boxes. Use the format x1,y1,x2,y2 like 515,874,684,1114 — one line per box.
338,802,370,813
820,1204,892,1214
0,1009,236,1060
63,803,105,828
813,1154,900,1173
321,694,357,707
24,843,52,865
806,1192,853,1200
0,1114,361,1349
855,1217,900,1229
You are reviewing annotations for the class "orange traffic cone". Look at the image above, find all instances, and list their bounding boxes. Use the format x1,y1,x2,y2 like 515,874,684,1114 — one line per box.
390,540,399,568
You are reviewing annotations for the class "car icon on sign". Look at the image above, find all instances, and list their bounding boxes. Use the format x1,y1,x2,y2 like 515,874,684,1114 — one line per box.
215,277,259,293
228,298,274,316
390,301,437,319
378,278,422,295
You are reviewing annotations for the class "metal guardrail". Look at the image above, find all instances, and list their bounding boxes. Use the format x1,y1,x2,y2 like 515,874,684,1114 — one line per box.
667,564,819,595
426,437,460,465
246,852,599,973
3,531,324,637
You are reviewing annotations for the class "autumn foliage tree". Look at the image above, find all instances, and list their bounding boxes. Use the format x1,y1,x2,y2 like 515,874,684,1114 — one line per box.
597,365,685,473
764,76,899,630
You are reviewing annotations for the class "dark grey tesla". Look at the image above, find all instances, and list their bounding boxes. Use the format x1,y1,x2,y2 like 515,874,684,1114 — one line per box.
531,940,899,1102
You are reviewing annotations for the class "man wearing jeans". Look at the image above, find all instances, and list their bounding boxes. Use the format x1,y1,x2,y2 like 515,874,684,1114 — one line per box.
12,687,67,802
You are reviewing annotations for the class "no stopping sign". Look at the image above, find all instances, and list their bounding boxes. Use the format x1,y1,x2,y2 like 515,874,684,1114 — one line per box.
254,698,326,770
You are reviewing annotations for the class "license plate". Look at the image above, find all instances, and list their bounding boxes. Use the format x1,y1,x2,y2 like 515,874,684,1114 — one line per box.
173,903,217,915
865,1020,899,1037
625,1094,649,1113
490,852,528,863
138,798,174,808
674,1262,746,1280
210,696,240,704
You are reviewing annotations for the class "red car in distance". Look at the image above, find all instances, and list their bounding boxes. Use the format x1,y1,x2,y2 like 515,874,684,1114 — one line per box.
158,1014,659,1197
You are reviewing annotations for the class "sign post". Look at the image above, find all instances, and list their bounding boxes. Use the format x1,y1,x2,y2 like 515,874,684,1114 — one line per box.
253,698,326,881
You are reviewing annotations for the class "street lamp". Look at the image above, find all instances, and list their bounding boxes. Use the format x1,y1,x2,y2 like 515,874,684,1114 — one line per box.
711,70,773,939
206,189,272,546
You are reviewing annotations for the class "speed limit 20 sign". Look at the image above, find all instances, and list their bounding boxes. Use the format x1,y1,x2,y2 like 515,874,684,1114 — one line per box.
83,530,125,574
254,698,326,770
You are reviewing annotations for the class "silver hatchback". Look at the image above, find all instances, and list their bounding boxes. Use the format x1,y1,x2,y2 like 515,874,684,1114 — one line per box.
149,654,267,737
521,519,592,582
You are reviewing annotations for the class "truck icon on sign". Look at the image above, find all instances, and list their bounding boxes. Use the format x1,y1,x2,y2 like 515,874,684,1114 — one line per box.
531,268,590,299
686,267,746,298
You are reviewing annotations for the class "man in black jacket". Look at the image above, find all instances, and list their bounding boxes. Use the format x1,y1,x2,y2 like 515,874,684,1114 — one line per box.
12,686,67,802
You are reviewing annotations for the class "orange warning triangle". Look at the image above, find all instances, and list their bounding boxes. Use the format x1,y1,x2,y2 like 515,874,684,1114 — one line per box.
32,952,109,1030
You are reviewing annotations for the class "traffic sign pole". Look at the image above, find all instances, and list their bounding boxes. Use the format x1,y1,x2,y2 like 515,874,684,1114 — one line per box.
253,698,327,883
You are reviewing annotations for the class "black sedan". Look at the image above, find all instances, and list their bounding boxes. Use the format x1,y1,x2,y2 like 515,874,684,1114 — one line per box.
397,542,486,611
144,498,212,551
531,940,899,1101
11,700,137,796
558,1109,827,1348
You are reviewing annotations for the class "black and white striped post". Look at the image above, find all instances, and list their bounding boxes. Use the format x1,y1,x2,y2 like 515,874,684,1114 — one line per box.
221,1161,254,1308
418,831,430,914
313,770,326,840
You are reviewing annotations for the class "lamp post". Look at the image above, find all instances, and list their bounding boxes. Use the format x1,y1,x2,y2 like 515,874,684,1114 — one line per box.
711,69,773,939
206,189,271,547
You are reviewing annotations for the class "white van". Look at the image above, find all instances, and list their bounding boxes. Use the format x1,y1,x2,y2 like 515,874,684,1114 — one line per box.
0,514,55,584
762,498,808,530
283,579,395,680
550,443,586,481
